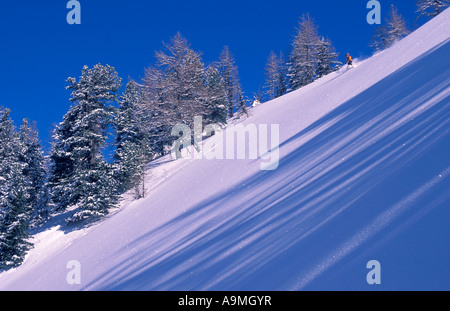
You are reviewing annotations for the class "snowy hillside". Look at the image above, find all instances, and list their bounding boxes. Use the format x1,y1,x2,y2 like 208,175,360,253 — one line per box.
1,9,449,291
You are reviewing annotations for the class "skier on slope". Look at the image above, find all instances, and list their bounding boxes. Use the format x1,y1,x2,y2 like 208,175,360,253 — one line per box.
346,53,353,67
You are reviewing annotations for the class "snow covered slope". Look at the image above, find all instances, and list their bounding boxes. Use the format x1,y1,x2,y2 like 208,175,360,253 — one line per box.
1,9,449,291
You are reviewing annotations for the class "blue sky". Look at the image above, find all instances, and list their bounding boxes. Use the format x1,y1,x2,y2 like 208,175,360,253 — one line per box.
0,0,423,150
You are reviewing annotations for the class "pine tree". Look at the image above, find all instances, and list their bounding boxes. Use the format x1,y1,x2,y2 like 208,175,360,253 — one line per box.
143,33,210,156
69,161,119,222
204,66,228,126
386,5,411,44
316,37,341,78
371,5,410,51
264,51,281,100
275,52,288,98
47,116,76,211
416,0,449,18
113,81,152,197
0,108,18,213
288,14,320,91
155,33,208,127
114,139,149,199
370,26,390,51
143,66,176,156
115,81,146,152
48,64,122,223
0,161,33,269
265,51,288,100
0,108,33,269
218,46,242,118
19,119,48,224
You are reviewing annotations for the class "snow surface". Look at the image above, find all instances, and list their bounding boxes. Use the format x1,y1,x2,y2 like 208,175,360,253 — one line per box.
1,9,449,291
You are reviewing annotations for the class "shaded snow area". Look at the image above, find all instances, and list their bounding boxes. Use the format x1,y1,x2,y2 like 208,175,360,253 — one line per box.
1,9,449,291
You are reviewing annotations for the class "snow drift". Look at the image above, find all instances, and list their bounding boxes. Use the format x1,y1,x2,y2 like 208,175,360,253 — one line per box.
1,9,449,291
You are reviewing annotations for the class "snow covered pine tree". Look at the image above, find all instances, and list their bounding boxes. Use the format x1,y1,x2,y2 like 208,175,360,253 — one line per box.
0,108,33,269
48,64,122,223
217,46,246,118
287,14,320,91
144,33,211,155
264,51,287,101
316,37,341,78
113,81,152,198
416,0,449,18
371,5,410,51
204,66,228,126
19,119,48,225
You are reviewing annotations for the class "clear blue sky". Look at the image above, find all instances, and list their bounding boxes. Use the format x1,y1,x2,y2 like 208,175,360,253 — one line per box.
0,0,422,151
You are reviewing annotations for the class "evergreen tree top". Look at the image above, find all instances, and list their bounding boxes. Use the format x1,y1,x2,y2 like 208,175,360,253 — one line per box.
66,63,122,105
